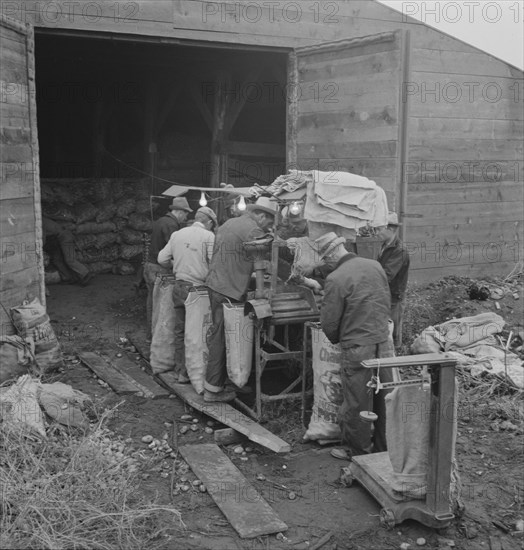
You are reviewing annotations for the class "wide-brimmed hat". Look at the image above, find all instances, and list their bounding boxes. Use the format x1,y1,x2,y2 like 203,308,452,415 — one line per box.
197,206,218,227
315,232,346,259
387,212,402,227
247,197,279,217
169,197,192,212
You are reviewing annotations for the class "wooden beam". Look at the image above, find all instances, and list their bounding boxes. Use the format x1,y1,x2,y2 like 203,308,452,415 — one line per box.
226,140,284,158
224,66,263,136
158,374,291,454
187,78,213,132
286,51,298,169
154,83,181,138
179,444,288,539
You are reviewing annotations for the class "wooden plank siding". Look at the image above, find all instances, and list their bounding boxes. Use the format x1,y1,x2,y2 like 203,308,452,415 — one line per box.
293,31,404,204
0,15,43,332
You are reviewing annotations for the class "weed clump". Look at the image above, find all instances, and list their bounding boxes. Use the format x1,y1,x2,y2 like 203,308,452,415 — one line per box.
0,417,182,549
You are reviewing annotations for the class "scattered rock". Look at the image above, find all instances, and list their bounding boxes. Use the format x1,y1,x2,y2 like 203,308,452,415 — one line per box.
180,426,189,434
400,543,410,550
181,414,192,421
141,435,154,444
416,538,426,546
199,484,207,493
233,446,244,454
288,491,297,500
190,425,198,432
192,418,199,424
256,473,266,481
204,427,213,434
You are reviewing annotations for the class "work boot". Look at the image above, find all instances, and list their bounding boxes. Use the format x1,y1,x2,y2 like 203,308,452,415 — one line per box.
203,389,236,403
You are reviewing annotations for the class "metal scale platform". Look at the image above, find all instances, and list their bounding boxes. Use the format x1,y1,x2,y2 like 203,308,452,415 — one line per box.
340,353,458,529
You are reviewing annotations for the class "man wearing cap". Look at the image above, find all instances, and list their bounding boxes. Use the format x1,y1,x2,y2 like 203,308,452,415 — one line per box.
204,196,278,402
377,212,410,347
144,197,192,341
318,232,394,460
158,206,217,382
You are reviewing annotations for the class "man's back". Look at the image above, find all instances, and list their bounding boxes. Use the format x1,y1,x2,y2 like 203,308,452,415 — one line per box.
322,254,391,347
206,214,265,301
167,223,214,285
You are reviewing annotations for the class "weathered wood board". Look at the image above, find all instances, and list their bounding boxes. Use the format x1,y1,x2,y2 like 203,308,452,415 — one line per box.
78,351,141,395
158,373,291,454
105,347,170,399
179,443,288,539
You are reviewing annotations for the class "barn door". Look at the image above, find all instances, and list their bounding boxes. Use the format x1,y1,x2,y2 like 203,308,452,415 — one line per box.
0,15,44,328
288,30,410,218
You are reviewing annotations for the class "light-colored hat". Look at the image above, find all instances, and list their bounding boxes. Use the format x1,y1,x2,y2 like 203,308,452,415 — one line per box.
247,196,279,217
196,206,218,227
387,212,401,227
169,197,192,212
315,232,346,259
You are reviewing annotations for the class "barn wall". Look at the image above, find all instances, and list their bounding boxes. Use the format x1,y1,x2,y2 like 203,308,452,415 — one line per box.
0,15,44,332
3,0,523,282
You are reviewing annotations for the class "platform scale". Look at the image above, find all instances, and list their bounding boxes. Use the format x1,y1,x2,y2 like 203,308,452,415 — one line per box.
339,353,458,529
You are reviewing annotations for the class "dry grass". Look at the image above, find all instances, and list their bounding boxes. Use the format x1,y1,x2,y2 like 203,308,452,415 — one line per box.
0,412,183,550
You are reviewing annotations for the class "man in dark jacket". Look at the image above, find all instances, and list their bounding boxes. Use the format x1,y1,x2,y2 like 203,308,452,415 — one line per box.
377,212,410,347
143,197,192,341
204,197,278,402
319,232,394,460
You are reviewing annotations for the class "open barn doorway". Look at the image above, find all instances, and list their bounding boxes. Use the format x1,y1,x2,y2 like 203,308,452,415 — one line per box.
34,30,288,287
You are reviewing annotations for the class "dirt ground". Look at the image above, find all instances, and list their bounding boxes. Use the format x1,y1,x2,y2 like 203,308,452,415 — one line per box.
44,272,524,550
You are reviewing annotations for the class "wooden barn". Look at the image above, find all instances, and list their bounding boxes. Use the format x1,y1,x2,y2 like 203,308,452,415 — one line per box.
1,0,523,330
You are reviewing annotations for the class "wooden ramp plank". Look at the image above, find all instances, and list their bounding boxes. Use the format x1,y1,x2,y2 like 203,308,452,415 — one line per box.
180,443,288,539
158,374,291,454
105,347,170,399
125,330,151,361
78,351,140,395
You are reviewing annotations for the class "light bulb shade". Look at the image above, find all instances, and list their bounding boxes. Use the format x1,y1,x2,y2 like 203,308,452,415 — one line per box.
237,196,247,211
199,192,207,207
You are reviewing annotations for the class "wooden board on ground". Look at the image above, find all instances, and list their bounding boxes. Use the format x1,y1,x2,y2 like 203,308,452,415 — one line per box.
78,351,141,395
158,374,291,454
179,443,288,539
125,330,151,361
106,347,170,399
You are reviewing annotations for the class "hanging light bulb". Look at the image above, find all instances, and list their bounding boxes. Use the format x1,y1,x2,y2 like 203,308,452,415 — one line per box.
199,191,207,207
289,201,302,215
237,195,247,211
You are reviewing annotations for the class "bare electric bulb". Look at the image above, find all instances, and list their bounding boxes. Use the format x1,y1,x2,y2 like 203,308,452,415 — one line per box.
289,201,301,215
237,196,246,211
199,192,207,207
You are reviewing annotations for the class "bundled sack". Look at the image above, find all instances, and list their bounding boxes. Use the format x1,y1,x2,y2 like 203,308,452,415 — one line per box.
115,198,136,217
150,274,177,374
76,221,116,235
120,244,143,260
10,298,63,373
114,260,136,276
128,213,152,232
74,202,98,223
95,202,117,223
121,228,144,245
0,335,35,384
88,261,114,274
303,324,343,441
185,290,212,394
224,302,254,388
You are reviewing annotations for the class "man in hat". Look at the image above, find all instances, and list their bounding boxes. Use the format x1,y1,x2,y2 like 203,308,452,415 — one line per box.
144,197,192,341
157,206,217,383
318,232,394,460
204,196,278,402
377,212,410,347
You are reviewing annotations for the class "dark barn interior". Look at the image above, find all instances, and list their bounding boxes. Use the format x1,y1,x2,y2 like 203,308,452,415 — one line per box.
35,32,288,188
34,32,288,277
